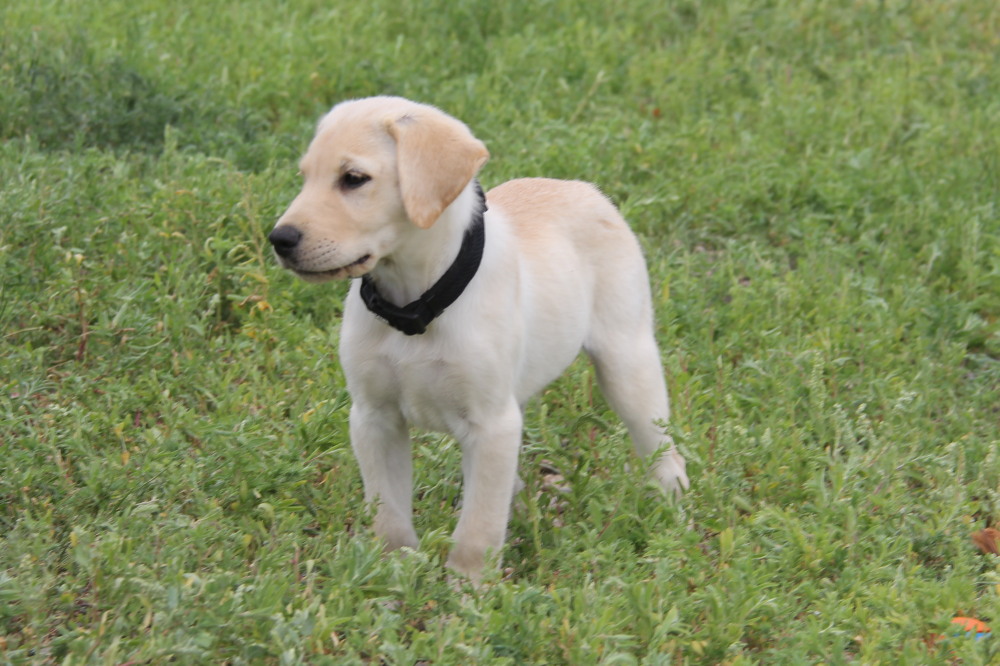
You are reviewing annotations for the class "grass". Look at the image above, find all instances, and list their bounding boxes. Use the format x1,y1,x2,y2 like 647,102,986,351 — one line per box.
1,0,999,662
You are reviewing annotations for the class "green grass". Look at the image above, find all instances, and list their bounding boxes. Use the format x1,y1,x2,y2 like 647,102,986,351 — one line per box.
2,0,999,662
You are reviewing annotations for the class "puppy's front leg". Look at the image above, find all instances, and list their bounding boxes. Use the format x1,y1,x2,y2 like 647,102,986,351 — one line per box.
350,403,419,551
447,402,522,584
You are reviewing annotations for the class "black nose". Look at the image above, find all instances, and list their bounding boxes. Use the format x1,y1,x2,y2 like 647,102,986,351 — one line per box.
269,226,302,258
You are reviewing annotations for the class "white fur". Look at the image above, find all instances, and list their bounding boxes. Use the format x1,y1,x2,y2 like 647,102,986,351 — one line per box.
271,96,689,583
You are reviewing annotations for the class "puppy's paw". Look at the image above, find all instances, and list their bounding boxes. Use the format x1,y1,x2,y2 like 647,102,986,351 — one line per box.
446,540,504,588
446,553,485,588
373,515,419,552
653,447,689,498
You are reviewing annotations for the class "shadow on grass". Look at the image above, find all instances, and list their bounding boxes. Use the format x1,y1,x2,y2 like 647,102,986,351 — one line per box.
0,33,271,169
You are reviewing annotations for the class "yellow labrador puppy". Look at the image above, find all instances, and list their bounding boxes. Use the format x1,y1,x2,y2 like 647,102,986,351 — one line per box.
270,96,689,582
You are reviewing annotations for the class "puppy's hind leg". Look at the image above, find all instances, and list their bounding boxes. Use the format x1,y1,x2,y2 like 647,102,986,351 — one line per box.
585,329,689,496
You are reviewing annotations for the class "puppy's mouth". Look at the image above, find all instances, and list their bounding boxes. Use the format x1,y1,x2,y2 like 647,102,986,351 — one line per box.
290,254,373,282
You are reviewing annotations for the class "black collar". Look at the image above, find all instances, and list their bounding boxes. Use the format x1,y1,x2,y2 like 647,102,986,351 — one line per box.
360,182,486,335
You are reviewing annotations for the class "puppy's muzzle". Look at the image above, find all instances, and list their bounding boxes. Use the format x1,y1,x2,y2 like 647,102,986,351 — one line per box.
268,225,302,260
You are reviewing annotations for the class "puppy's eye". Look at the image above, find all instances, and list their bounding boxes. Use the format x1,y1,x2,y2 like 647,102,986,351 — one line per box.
340,171,371,190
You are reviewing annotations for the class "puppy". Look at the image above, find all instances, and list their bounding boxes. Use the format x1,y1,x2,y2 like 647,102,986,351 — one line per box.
270,96,689,583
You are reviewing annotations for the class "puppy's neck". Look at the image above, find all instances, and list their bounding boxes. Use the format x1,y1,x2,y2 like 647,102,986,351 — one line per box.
368,182,483,306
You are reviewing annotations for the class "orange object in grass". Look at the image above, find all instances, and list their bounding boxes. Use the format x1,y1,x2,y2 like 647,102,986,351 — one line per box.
951,617,991,638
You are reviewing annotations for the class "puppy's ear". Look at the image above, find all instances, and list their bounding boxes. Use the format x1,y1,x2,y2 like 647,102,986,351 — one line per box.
387,109,489,229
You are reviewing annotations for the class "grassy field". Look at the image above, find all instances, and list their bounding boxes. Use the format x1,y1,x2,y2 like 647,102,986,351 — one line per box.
2,0,999,662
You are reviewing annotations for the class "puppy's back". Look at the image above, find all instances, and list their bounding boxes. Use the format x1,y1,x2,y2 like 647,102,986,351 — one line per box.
487,178,640,263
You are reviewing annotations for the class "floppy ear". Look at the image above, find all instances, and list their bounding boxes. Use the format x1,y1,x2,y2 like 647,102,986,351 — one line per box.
386,109,489,229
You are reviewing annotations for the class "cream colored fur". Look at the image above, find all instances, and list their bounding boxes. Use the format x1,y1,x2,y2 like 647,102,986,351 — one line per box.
271,96,689,583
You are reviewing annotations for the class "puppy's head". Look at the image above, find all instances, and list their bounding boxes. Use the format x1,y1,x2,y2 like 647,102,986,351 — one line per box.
269,96,489,282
